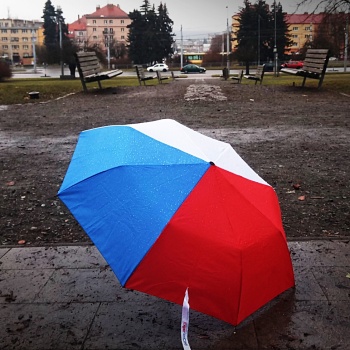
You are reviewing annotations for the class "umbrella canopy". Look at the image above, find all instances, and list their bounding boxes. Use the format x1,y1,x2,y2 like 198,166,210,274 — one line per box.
58,119,294,326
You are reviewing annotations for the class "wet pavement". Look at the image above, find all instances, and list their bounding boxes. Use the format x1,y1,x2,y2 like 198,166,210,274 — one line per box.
0,240,349,350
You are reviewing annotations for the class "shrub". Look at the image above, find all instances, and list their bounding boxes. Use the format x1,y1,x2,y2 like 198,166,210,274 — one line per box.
0,61,12,81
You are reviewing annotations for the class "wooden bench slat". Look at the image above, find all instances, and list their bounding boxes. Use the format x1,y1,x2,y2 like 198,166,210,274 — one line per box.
280,48,329,89
135,66,156,85
243,64,265,85
75,52,123,92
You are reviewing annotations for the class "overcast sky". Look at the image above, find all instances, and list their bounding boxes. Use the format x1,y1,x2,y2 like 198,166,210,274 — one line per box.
1,0,313,38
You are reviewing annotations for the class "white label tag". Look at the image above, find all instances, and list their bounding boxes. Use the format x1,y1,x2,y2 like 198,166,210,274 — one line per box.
181,288,191,350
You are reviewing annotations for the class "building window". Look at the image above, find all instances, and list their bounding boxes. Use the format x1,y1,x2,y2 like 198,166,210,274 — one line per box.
11,29,18,33
93,36,97,40
109,28,113,33
292,27,298,31
121,20,124,24
93,20,96,24
1,37,8,41
23,45,29,49
12,45,19,49
2,45,8,49
121,35,125,40
1,29,7,33
78,31,84,36
22,29,28,33
22,37,29,41
305,26,311,31
292,34,298,38
109,20,113,23
93,28,96,31
121,28,124,32
104,20,108,24
23,53,29,57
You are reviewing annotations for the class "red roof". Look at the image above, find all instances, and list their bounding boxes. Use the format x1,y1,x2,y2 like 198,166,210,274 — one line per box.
68,15,87,32
286,13,325,25
86,4,129,19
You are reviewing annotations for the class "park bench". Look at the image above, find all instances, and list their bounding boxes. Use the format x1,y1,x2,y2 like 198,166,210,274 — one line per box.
135,66,156,85
75,51,123,92
243,64,265,85
156,70,170,84
280,49,330,89
231,70,244,84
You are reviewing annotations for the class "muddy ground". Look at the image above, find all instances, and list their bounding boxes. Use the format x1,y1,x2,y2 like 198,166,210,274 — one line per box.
1,78,349,246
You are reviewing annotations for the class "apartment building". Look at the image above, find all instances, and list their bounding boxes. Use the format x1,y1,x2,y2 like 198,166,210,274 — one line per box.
0,18,43,64
68,4,131,52
286,13,324,54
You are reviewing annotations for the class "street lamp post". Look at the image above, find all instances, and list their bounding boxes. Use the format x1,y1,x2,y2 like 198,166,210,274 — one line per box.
258,15,261,65
345,10,349,73
273,0,278,77
226,6,230,73
32,29,37,73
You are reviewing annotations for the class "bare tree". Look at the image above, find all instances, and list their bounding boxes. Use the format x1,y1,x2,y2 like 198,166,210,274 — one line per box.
296,0,350,13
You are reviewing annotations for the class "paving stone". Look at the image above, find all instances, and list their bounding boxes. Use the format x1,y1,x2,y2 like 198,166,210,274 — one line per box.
0,269,53,303
0,241,349,349
0,302,98,350
255,300,350,350
0,246,106,270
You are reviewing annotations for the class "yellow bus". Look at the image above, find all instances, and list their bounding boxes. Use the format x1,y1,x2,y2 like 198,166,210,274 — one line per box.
183,53,205,65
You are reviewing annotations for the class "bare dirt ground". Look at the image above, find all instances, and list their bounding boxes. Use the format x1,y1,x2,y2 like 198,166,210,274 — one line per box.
1,78,349,246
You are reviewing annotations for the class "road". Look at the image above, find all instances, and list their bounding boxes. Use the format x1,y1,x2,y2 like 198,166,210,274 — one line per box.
11,66,348,79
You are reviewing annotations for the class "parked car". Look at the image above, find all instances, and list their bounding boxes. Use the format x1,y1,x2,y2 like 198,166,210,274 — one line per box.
147,63,169,72
280,61,304,69
180,64,206,73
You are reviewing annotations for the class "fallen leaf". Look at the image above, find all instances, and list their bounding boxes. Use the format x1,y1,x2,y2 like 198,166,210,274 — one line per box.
346,273,350,279
298,195,306,201
6,181,15,186
18,240,26,245
293,183,301,190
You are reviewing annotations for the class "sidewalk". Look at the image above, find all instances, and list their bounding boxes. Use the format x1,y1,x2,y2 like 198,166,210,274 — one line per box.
0,240,349,350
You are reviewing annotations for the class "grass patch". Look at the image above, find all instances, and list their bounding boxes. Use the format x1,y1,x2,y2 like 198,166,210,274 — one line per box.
243,72,350,94
0,76,145,105
1,73,349,105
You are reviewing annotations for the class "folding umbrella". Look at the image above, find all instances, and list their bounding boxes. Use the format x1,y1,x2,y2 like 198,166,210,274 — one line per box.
58,119,295,326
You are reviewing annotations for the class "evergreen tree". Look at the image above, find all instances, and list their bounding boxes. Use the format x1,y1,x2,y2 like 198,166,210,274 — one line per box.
235,0,257,73
42,1,72,64
235,0,291,71
127,0,174,64
156,3,174,61
42,0,58,63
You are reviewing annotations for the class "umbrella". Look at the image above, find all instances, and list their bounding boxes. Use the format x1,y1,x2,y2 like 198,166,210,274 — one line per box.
58,119,295,326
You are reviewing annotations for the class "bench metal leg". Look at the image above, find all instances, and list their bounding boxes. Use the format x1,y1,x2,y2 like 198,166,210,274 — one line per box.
318,76,325,89
97,80,102,89
302,76,307,88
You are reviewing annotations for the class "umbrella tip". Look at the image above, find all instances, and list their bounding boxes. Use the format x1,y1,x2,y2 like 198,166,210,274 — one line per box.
209,161,215,166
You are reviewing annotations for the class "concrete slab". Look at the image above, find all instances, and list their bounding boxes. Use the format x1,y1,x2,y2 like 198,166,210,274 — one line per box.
0,240,349,349
0,269,53,303
0,246,106,270
255,300,350,350
289,240,350,267
0,302,98,350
